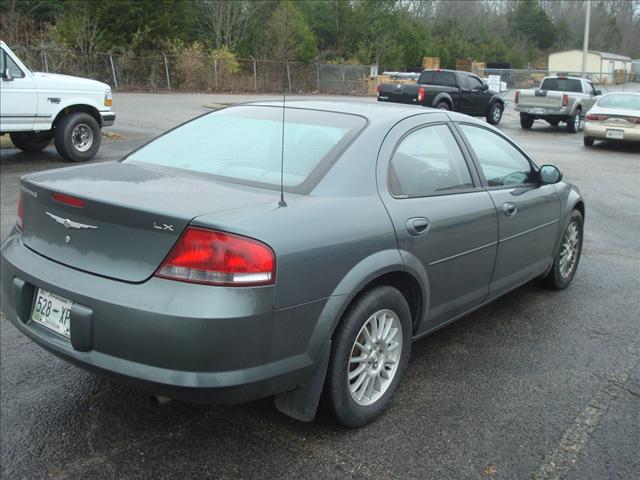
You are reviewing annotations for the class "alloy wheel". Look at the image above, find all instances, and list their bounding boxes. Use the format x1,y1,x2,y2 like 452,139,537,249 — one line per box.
492,105,501,122
347,309,402,406
559,221,580,278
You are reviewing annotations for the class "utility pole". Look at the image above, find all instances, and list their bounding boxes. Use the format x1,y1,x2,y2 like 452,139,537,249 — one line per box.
581,0,591,77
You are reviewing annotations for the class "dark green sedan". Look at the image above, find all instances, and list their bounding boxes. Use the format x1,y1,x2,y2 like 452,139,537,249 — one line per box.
1,101,584,427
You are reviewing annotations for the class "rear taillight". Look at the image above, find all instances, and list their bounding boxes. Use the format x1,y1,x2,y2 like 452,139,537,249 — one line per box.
562,94,569,107
515,90,520,104
417,87,425,103
586,114,607,121
626,117,640,124
155,227,275,286
376,84,381,96
17,192,24,231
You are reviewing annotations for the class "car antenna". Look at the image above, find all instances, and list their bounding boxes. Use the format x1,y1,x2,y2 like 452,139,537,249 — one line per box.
278,1,288,208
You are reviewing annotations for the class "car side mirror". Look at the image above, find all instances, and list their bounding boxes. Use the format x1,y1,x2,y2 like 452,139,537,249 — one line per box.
539,165,562,184
1,68,13,82
595,89,602,95
482,83,489,91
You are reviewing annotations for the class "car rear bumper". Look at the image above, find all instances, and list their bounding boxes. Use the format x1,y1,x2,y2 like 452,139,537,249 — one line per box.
515,105,571,116
584,122,640,141
100,111,116,127
0,229,332,404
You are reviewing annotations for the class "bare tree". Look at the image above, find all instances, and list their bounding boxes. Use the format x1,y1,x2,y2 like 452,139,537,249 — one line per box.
196,0,255,50
0,0,49,48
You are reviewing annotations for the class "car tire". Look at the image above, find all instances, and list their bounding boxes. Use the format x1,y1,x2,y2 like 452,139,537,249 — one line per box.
542,209,583,290
486,102,503,125
547,119,560,127
324,285,412,428
583,136,595,146
567,109,581,134
54,112,101,162
435,101,450,111
9,131,53,152
520,114,534,129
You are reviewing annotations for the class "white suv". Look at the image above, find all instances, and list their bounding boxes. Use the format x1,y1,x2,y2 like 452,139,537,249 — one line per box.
0,41,115,162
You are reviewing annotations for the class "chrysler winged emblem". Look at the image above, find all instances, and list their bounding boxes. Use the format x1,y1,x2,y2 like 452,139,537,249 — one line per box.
45,212,98,230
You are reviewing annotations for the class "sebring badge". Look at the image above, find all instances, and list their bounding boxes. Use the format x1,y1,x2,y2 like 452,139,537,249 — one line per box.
45,212,98,230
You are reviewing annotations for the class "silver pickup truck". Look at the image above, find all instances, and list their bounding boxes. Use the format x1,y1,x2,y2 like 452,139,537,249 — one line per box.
515,75,601,133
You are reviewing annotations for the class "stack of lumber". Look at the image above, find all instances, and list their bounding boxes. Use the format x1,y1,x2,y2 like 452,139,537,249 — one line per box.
456,58,472,72
471,61,485,76
421,57,440,70
613,69,627,84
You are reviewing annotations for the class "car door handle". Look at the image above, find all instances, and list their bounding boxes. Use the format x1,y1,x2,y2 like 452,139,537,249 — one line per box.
502,202,517,217
406,217,431,236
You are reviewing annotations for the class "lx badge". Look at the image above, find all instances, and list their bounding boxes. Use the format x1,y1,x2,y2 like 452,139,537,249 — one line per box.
154,222,174,231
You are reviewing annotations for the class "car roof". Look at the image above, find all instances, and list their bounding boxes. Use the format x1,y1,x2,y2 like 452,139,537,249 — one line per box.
227,99,455,128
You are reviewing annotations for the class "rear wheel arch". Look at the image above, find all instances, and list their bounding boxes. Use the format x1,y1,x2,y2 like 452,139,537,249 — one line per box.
432,94,452,110
330,266,426,341
357,271,423,335
573,200,585,220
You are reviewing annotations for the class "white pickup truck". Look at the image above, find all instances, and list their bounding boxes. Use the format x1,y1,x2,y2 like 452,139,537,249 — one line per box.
514,75,601,133
0,41,115,161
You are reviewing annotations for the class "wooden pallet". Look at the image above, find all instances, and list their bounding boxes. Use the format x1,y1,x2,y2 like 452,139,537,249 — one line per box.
456,59,472,72
421,57,440,70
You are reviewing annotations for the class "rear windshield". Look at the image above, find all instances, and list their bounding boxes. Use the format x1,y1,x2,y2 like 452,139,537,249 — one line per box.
125,106,366,192
418,70,457,87
540,78,583,93
597,93,640,110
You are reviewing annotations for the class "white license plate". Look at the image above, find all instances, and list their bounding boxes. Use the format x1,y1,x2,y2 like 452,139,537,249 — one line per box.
606,129,624,139
31,288,73,338
529,108,546,115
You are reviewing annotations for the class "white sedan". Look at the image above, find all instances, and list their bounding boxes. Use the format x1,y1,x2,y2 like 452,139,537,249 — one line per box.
583,92,640,146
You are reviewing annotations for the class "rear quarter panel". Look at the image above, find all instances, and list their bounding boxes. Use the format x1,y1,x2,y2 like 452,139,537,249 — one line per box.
192,195,398,310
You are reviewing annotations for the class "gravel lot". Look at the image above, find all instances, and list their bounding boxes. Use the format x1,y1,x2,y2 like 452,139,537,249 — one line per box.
1,92,639,479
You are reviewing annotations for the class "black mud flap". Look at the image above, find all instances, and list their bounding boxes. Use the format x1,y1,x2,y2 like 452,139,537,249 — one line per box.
274,340,331,422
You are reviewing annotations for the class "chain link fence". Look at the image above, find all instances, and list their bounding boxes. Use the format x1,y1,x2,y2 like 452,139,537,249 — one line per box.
12,46,375,95
10,46,638,95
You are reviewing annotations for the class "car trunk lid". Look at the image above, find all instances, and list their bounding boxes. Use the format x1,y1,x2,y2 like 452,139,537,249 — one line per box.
20,161,280,282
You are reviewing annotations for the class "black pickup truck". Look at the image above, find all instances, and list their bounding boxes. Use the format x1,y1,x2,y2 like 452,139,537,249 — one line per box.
377,69,505,125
